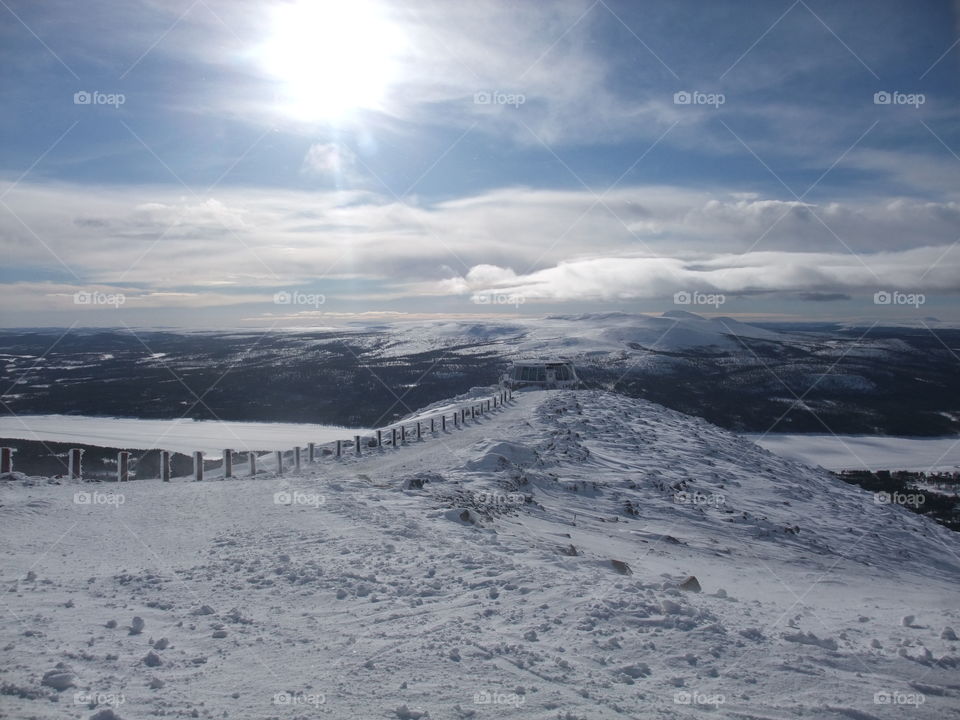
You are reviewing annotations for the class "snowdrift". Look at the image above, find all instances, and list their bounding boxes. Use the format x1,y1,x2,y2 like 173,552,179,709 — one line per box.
1,390,958,719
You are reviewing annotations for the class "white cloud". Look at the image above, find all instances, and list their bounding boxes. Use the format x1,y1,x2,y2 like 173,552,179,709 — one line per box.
302,142,360,181
437,246,959,304
1,180,957,316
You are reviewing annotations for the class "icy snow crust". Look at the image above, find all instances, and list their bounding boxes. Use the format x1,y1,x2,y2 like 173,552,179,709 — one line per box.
0,415,362,455
748,433,960,472
1,390,959,719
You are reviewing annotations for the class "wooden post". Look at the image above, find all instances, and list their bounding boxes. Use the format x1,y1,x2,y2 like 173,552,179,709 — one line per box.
335,440,341,458
487,399,491,411
416,422,421,441
294,446,301,471
376,430,382,448
68,448,83,480
430,417,435,433
391,428,397,447
471,406,475,420
117,451,129,482
0,447,13,474
248,452,257,477
193,451,204,482
275,450,283,475
401,426,406,444
160,450,170,482
442,415,446,431
308,442,315,463
354,435,361,454
223,449,233,478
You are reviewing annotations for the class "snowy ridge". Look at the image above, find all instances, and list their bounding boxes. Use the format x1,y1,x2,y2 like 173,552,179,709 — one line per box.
359,311,790,359
1,390,959,719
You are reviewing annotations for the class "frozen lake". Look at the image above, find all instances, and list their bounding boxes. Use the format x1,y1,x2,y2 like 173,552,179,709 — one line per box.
748,433,960,472
0,414,364,455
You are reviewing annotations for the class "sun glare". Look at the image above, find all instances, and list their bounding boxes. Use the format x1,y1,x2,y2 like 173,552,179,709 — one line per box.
259,0,405,122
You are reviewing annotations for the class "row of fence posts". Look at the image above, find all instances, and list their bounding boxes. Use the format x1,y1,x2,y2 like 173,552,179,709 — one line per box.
0,388,514,482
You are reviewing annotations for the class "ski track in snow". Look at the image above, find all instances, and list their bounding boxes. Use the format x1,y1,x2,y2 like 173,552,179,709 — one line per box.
1,389,959,719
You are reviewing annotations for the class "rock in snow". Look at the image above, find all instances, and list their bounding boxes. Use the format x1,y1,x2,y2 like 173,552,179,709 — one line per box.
40,665,75,691
142,651,162,667
679,575,702,593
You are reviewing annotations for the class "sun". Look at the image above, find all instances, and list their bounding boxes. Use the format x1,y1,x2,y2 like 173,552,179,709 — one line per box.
259,0,405,122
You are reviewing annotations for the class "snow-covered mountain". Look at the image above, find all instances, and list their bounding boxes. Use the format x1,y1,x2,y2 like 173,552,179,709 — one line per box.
3,315,960,436
358,310,786,358
2,389,958,719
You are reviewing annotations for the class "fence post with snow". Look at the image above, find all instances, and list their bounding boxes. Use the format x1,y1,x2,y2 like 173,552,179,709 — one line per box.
1,447,13,474
117,451,130,482
69,448,83,480
46,390,513,482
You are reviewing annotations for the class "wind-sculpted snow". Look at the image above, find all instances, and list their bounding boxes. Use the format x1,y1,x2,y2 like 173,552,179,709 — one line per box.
1,390,958,718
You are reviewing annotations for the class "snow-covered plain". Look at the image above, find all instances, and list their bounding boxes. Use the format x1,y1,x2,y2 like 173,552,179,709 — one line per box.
749,433,960,472
2,389,959,719
0,415,362,455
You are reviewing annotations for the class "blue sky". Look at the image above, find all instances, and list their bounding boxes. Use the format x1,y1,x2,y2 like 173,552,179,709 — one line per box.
1,0,958,327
